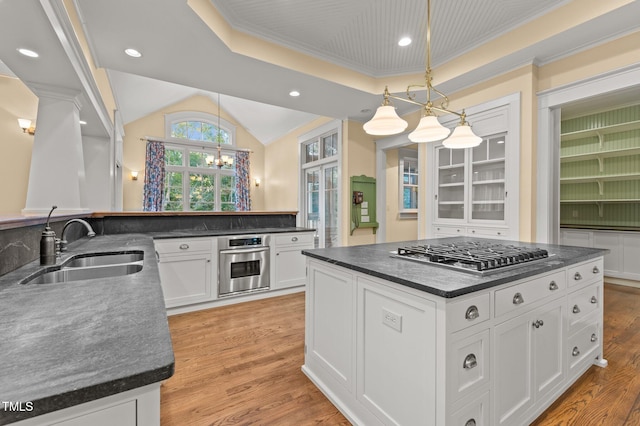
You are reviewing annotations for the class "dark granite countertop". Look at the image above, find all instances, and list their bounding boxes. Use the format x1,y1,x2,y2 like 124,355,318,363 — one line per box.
150,227,314,239
302,236,609,298
0,234,174,425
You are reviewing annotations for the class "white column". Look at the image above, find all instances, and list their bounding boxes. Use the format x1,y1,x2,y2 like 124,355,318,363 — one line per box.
22,86,88,215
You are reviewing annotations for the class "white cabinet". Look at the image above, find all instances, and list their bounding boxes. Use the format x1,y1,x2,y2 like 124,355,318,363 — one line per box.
357,278,436,426
427,95,520,240
13,384,160,426
494,298,564,425
560,228,640,282
155,237,214,308
304,253,605,426
273,232,314,289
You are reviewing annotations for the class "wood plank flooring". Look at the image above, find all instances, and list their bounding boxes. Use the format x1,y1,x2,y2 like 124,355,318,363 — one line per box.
161,283,640,425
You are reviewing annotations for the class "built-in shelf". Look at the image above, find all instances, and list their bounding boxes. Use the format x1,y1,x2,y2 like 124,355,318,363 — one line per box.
560,120,640,142
438,201,465,205
439,182,465,187
560,199,640,217
439,164,465,170
472,179,505,185
560,172,640,184
473,158,505,166
472,200,505,205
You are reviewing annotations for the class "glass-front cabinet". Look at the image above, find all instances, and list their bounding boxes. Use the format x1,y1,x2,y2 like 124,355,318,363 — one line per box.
428,93,520,240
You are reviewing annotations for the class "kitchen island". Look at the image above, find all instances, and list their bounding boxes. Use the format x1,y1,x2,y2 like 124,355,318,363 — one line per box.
302,237,608,426
0,234,174,425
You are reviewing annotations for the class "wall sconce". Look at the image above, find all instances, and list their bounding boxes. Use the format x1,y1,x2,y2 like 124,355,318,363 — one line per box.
18,118,36,135
131,171,139,180
255,178,261,187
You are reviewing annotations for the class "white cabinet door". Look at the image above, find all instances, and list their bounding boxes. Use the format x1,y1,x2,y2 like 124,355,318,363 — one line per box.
532,300,564,400
622,234,640,277
494,313,533,425
158,253,211,307
274,247,307,289
593,232,622,275
494,298,564,425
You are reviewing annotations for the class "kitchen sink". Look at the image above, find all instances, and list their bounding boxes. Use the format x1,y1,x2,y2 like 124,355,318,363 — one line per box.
22,251,144,285
63,251,144,268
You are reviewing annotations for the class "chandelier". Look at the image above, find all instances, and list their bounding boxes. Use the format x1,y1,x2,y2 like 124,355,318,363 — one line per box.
363,0,482,149
206,93,235,168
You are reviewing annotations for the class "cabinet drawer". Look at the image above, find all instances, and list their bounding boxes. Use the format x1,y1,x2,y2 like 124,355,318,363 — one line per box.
274,232,314,246
468,227,508,239
433,225,465,236
495,271,565,318
448,293,491,333
155,238,212,255
567,258,603,288
450,391,490,426
568,283,601,332
448,329,490,402
568,322,600,373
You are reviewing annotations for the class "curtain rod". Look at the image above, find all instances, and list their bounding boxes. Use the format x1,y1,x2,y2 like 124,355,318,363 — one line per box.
139,136,252,153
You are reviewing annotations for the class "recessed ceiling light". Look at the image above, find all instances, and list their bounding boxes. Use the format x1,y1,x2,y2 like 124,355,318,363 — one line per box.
17,48,39,58
79,120,87,125
289,90,300,97
398,37,412,47
124,48,142,58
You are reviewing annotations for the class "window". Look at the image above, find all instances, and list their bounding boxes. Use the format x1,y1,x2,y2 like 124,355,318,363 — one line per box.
300,121,341,248
163,112,237,212
398,148,419,218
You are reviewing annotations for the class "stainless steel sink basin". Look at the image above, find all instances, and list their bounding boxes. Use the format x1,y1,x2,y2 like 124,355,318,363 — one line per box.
63,251,144,268
26,263,143,284
22,251,144,284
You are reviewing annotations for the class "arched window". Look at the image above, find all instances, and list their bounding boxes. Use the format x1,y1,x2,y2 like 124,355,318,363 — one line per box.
161,112,238,212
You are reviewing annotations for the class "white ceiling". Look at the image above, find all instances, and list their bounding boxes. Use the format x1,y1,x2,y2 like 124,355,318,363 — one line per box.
1,0,640,142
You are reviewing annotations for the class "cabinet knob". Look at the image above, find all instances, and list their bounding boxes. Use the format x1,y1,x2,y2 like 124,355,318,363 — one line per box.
593,266,600,274
457,229,461,232
292,236,298,242
574,272,582,281
465,420,477,426
549,281,558,291
465,305,480,321
179,243,189,250
591,333,598,343
463,354,478,370
533,319,544,328
471,230,476,233
572,346,581,357
497,232,502,236
513,292,524,305
572,305,581,314
590,296,597,304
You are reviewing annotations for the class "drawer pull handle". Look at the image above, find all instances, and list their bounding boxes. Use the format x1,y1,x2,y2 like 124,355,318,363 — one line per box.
574,272,582,281
465,305,480,321
179,244,189,250
463,354,477,370
593,266,600,274
572,305,581,314
572,346,581,357
591,333,598,343
292,236,298,242
465,420,477,426
513,292,524,305
471,230,476,233
549,281,559,291
533,319,544,328
590,296,597,304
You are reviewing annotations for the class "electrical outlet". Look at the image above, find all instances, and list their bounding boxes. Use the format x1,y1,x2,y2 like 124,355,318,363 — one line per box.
382,308,402,332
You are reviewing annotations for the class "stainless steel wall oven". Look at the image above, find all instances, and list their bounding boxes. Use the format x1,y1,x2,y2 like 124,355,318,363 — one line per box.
218,235,270,297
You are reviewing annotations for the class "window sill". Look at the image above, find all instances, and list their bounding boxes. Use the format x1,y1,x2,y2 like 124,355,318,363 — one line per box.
398,211,418,220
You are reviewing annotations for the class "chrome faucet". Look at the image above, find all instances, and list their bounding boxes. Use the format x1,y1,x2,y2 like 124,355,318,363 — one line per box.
59,219,96,252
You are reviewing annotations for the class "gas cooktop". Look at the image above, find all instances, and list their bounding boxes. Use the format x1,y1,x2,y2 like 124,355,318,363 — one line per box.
392,241,550,275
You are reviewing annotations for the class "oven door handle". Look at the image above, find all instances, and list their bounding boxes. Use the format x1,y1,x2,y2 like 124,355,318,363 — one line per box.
219,247,269,255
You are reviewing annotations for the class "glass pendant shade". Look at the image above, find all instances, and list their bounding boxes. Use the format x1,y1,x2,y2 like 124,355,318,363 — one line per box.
408,115,451,142
443,124,482,149
363,105,408,135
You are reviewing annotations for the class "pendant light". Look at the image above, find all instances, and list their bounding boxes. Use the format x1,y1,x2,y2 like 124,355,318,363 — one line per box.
363,0,482,148
213,93,233,169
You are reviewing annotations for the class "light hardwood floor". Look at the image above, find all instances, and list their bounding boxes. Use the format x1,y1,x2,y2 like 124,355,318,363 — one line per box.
161,283,640,425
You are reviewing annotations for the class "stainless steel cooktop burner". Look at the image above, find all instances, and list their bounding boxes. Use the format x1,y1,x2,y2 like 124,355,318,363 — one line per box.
392,241,550,275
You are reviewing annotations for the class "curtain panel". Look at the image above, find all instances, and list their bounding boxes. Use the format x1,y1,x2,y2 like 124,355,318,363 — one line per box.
235,151,251,211
143,140,166,211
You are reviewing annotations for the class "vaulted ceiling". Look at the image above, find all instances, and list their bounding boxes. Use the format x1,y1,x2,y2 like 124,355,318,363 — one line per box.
1,0,639,143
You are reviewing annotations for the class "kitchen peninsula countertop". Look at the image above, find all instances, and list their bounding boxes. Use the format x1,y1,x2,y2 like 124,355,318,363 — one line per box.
150,226,313,239
0,234,174,424
302,236,609,298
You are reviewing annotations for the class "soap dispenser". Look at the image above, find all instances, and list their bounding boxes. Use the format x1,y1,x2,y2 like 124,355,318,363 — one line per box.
40,205,58,265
